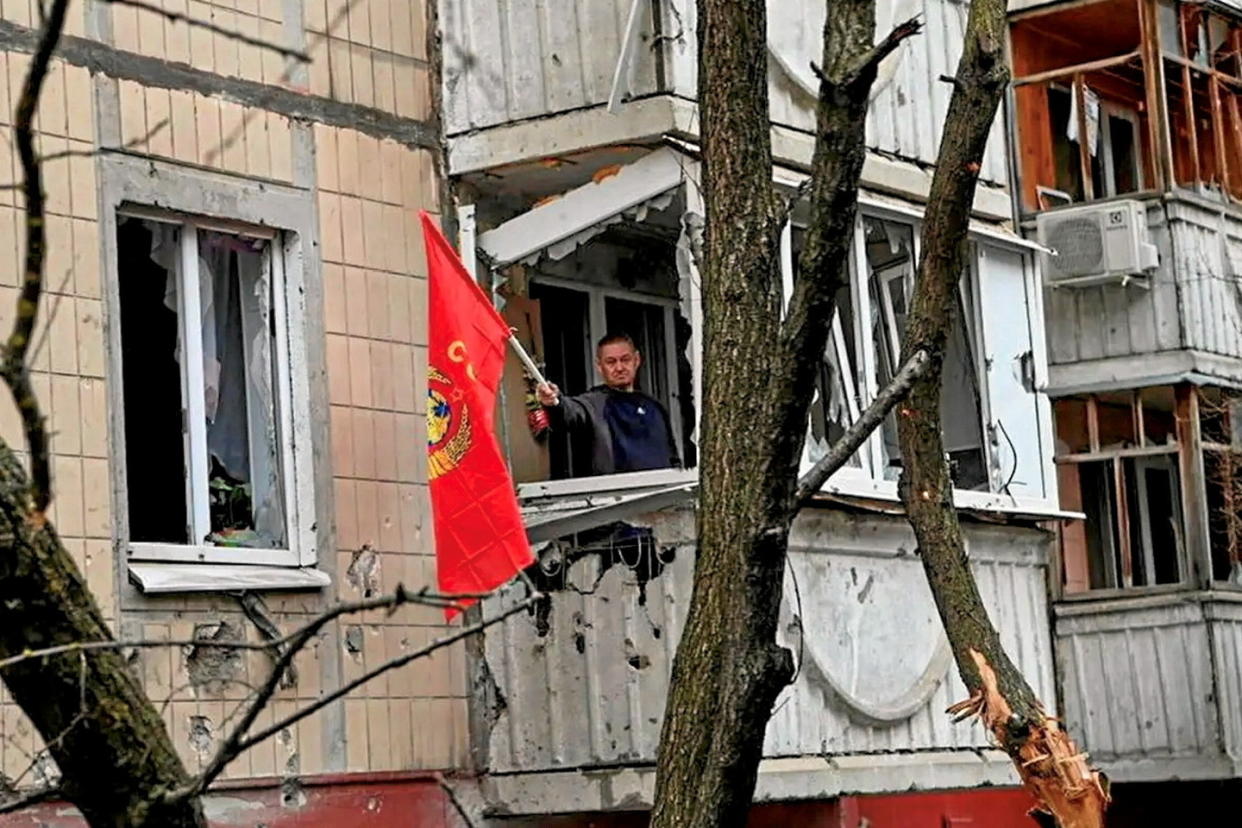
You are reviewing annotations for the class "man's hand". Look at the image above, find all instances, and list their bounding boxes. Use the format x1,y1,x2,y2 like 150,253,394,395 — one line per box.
536,382,561,407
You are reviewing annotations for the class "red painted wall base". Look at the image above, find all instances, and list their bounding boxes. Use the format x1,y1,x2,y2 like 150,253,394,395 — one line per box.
10,776,1227,826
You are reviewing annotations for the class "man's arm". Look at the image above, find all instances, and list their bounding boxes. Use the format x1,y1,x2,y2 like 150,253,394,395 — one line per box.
537,383,591,432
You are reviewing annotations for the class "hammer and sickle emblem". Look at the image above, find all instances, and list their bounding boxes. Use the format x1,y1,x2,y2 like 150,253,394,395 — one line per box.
448,340,478,382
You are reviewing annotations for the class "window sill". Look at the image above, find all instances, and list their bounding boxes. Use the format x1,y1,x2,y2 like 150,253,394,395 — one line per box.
129,541,302,567
128,562,331,594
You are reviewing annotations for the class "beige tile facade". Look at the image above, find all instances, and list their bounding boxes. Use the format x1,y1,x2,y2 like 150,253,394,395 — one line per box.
0,0,458,786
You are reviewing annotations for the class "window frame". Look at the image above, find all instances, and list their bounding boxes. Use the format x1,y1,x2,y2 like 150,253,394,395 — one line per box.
113,208,316,570
1099,100,1145,198
529,272,687,465
785,205,1051,508
1053,389,1193,594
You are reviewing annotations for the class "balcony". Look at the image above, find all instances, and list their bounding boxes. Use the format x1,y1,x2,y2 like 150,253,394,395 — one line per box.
469,507,1056,816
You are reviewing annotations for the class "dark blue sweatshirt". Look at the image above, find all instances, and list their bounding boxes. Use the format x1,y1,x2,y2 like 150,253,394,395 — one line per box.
602,390,676,473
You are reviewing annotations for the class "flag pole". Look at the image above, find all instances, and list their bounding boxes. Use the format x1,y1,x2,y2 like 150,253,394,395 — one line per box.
507,333,549,387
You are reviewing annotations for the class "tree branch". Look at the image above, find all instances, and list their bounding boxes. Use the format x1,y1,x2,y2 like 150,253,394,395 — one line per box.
0,0,72,517
169,587,538,800
100,0,311,63
795,349,930,504
0,585,482,671
843,16,923,90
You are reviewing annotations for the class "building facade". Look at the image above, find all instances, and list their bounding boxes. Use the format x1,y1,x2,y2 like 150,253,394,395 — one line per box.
2,0,1237,825
1008,0,1242,812
448,0,1060,824
0,0,470,823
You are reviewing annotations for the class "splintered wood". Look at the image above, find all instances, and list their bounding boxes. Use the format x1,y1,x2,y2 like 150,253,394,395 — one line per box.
948,649,1110,828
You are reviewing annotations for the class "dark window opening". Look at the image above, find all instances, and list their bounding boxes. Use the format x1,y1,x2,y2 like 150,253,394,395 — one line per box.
118,219,188,543
117,216,287,550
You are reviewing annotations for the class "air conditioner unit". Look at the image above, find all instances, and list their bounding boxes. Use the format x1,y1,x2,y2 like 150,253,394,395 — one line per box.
1035,200,1159,287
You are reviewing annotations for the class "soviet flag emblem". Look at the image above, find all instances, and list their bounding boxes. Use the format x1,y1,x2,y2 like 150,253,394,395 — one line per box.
427,366,472,480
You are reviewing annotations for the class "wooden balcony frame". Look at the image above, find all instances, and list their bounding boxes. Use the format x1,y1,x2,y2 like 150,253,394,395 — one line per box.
1010,0,1242,213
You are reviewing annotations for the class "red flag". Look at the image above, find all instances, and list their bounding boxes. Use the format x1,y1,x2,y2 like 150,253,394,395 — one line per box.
421,211,533,614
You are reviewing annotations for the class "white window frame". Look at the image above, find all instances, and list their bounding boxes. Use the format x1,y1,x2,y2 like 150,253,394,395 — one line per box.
782,204,1060,514
119,208,316,569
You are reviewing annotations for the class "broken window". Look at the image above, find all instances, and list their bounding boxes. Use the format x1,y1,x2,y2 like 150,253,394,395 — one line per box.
1011,0,1242,211
788,227,866,476
118,214,307,566
1055,387,1187,592
786,212,1007,496
860,217,987,488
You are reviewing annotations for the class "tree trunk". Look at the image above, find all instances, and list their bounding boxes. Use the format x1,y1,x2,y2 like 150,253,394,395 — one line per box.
895,1,1109,826
651,3,897,825
0,442,205,826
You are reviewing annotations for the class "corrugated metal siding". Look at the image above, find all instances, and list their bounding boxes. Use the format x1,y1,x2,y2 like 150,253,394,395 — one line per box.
1055,601,1220,764
440,0,661,134
1172,199,1242,359
479,510,1054,774
441,0,1007,185
765,0,1008,185
1206,602,1242,761
1044,201,1184,367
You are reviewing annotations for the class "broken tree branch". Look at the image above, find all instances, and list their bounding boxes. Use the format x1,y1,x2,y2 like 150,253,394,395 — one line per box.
893,0,1109,825
794,349,931,505
843,15,923,90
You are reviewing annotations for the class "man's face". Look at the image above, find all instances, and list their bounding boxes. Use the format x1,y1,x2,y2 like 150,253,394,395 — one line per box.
597,341,641,390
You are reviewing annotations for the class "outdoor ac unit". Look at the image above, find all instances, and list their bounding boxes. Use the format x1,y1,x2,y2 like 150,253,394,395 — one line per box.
1035,200,1159,287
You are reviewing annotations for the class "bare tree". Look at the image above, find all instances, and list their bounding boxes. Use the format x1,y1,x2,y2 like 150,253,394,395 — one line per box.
652,2,1108,827
651,3,923,825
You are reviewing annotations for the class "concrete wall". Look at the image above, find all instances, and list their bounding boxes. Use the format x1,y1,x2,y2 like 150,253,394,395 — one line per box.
0,0,464,795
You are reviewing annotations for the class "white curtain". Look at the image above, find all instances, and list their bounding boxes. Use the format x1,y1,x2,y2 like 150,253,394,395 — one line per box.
150,223,286,548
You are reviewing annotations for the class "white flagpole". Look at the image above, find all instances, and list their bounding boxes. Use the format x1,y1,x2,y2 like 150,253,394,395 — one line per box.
507,333,549,388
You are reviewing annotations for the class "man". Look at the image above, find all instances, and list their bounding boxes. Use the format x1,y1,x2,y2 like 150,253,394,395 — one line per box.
536,333,680,477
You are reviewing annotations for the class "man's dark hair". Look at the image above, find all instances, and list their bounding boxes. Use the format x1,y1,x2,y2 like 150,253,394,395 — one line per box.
597,332,637,352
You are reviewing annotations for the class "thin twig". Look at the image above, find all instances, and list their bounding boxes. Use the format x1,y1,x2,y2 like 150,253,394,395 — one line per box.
0,118,171,191
171,592,541,801
794,349,931,504
0,0,72,516
0,586,489,671
0,785,61,815
100,0,310,63
169,585,523,799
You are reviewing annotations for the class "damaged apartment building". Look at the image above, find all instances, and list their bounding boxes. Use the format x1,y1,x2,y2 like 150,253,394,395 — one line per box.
2,0,1240,826
1010,0,1242,812
445,0,1065,825
0,0,472,824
